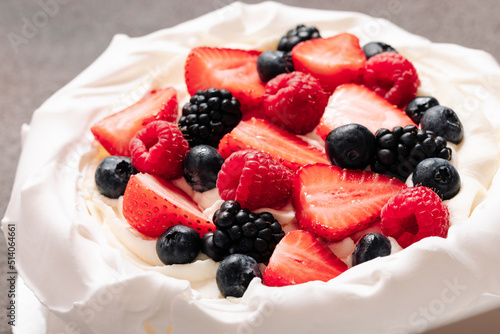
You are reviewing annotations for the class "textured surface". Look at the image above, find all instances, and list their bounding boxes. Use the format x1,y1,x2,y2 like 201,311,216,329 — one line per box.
1,1,499,333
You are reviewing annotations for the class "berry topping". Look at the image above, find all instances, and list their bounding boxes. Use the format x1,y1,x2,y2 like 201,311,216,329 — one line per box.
201,233,227,262
316,84,416,139
277,24,321,52
263,230,347,287
405,96,440,124
380,186,450,248
419,105,464,144
325,123,376,170
363,52,420,109
217,150,293,210
362,41,397,59
130,120,189,180
218,117,329,170
183,145,224,192
292,164,406,242
91,87,178,156
291,33,366,92
352,232,391,266
371,125,453,181
156,225,201,265
179,88,242,148
184,47,265,113
216,253,262,298
412,157,461,200
256,50,294,83
122,173,215,238
94,156,137,199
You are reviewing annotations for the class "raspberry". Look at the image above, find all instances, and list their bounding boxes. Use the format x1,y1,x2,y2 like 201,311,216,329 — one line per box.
264,71,329,134
216,150,293,210
380,186,450,248
130,120,189,179
363,52,420,109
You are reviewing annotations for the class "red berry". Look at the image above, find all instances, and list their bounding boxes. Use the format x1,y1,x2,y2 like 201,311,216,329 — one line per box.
363,52,420,109
130,120,189,180
380,186,450,248
263,71,329,134
216,150,293,210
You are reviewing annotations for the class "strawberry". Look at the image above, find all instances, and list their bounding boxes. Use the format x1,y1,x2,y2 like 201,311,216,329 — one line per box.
292,164,406,242
218,117,329,170
316,83,417,140
184,47,265,113
122,173,215,238
263,230,347,287
91,87,178,156
291,33,366,92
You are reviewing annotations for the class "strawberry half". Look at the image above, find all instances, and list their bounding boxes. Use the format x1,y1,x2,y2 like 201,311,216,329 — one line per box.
291,33,366,92
91,87,178,156
218,117,329,170
292,164,406,242
263,230,347,287
122,173,215,238
185,47,265,113
316,83,417,140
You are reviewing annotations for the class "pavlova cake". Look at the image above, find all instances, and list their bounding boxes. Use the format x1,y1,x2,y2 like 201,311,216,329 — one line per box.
3,2,500,333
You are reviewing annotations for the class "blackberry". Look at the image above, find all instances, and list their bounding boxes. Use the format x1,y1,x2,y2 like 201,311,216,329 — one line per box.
277,24,321,52
207,200,285,264
371,125,452,181
179,88,242,148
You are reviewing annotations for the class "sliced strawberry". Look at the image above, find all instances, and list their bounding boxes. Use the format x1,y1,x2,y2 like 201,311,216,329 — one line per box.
218,117,329,170
185,47,265,113
316,84,417,140
91,87,178,156
291,33,366,92
263,230,347,287
292,164,406,242
122,173,215,238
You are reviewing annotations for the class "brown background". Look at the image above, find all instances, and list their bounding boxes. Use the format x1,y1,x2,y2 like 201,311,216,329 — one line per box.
1,0,500,333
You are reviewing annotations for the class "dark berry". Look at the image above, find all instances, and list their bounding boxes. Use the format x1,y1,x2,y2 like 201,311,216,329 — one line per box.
183,145,224,192
256,50,294,82
325,123,376,170
201,233,228,262
420,105,464,144
362,41,397,59
156,225,201,265
412,158,461,200
352,233,391,266
277,24,321,52
95,156,137,198
405,96,439,124
216,254,262,298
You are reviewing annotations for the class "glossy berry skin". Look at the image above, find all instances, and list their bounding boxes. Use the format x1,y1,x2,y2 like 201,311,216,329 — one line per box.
412,157,461,200
95,156,137,198
420,105,464,144
405,96,440,124
156,225,201,265
201,233,228,262
325,123,376,170
277,24,321,52
216,253,262,298
352,232,391,266
257,50,294,83
362,41,397,59
183,145,224,192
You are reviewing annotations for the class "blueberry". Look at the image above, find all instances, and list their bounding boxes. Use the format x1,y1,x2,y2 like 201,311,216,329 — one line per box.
183,145,224,192
216,253,262,298
94,156,137,198
256,50,294,82
156,225,201,265
420,106,464,144
325,124,376,170
405,96,440,124
362,42,397,59
412,157,461,200
352,232,391,266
